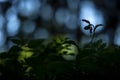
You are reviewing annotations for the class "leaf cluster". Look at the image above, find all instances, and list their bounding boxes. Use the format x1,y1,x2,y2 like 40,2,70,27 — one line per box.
0,37,120,80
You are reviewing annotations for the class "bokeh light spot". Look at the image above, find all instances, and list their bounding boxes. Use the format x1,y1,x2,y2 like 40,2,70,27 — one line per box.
22,20,36,34
65,13,78,30
55,8,70,25
0,14,5,30
17,0,41,17
67,0,80,10
40,4,53,21
6,16,20,36
34,28,49,39
79,1,104,35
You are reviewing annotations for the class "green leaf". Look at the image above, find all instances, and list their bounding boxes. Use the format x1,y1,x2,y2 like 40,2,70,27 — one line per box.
99,43,107,49
28,39,45,48
94,39,103,47
11,39,21,45
11,38,28,46
84,25,91,30
64,40,76,45
7,46,22,59
82,19,90,24
94,24,104,32
21,38,29,45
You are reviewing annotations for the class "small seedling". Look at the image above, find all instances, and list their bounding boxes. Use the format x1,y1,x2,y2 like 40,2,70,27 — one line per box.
82,19,104,43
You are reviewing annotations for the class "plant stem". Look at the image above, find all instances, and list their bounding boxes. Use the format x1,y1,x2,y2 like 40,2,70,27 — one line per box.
90,31,95,44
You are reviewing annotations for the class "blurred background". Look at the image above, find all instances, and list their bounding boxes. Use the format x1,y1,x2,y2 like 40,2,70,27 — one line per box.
0,0,120,52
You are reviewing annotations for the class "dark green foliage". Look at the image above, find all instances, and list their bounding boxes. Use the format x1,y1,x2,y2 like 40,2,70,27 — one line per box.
1,37,120,80
0,20,120,80
11,38,28,46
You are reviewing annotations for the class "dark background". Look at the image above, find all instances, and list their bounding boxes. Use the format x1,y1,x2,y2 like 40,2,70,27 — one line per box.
0,0,120,52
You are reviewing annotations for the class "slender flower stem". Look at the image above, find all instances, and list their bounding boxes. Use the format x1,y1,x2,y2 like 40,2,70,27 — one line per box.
90,31,95,43
90,24,95,44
